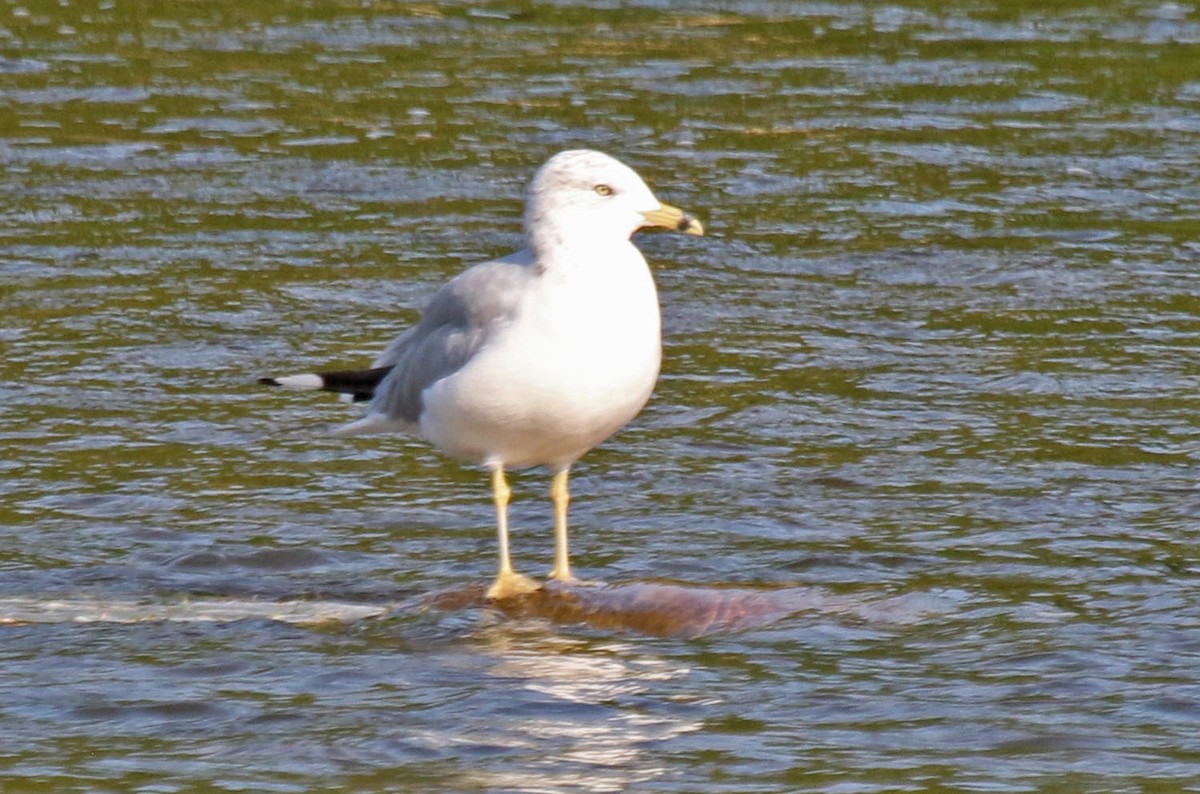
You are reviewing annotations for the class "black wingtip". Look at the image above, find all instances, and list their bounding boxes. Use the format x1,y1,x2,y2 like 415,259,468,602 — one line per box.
258,377,281,387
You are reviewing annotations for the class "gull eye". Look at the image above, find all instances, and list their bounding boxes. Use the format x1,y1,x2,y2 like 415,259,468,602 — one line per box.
594,184,614,197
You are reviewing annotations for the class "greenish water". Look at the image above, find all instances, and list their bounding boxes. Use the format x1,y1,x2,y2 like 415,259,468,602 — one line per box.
3,1,1200,791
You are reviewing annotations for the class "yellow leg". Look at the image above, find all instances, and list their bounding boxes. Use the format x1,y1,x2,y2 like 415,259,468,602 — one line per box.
548,467,577,583
486,465,539,600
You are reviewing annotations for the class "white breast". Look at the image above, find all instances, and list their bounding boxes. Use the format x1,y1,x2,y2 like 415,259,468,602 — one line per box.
419,244,662,469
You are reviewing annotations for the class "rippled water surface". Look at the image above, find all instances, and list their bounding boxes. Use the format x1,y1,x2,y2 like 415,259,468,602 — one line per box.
3,1,1200,791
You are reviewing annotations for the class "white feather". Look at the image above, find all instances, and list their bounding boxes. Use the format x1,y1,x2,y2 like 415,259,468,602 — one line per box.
272,373,325,390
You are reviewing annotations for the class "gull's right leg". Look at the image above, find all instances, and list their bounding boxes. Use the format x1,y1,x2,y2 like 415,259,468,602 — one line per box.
485,464,540,600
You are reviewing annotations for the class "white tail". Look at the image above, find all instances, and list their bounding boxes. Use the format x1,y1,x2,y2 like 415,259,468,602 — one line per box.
266,373,325,391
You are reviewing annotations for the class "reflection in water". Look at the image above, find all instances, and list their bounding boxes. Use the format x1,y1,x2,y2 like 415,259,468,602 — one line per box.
465,631,698,793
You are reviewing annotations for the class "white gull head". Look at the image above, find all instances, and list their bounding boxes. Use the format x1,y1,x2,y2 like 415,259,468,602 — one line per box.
523,149,702,252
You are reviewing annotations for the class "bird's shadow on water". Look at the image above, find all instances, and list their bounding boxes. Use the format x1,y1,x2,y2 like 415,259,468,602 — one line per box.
405,579,944,639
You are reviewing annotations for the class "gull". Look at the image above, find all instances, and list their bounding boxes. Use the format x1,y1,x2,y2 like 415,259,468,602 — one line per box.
260,150,703,599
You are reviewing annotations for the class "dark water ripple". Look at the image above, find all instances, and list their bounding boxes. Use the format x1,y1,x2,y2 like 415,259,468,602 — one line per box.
2,1,1199,791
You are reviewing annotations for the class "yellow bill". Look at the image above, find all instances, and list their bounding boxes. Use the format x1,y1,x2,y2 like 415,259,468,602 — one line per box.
640,202,704,236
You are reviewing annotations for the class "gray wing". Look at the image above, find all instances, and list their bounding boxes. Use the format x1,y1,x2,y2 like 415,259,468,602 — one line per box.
367,253,534,424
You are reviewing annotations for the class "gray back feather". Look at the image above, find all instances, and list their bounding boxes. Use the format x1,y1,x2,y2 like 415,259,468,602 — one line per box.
367,253,534,424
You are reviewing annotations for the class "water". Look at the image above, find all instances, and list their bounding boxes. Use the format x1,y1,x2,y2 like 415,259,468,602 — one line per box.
3,1,1200,790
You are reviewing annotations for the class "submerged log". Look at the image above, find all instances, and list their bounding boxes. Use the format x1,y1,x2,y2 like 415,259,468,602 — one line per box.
417,579,843,638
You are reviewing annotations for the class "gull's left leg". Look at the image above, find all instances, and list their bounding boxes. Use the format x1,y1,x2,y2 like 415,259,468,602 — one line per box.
548,466,578,583
486,464,540,600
